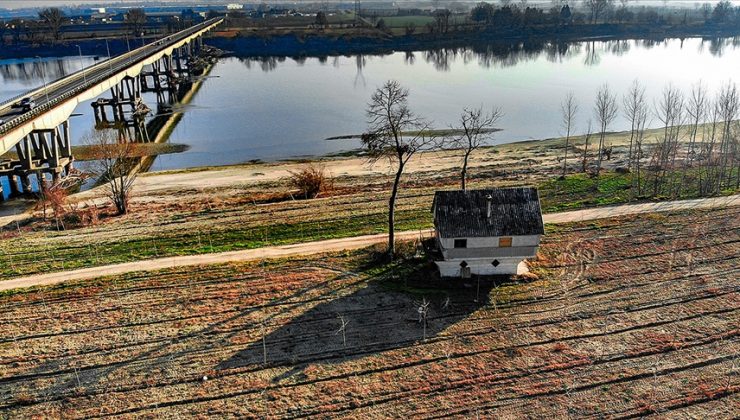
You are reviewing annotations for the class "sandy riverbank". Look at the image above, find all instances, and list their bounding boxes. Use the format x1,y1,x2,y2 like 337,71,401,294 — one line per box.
0,123,686,226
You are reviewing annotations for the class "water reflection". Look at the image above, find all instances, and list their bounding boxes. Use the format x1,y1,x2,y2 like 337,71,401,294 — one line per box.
0,58,89,86
4,36,740,171
232,36,740,73
584,41,601,66
354,55,366,88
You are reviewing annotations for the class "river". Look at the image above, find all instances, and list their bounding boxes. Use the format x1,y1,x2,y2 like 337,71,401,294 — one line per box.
2,36,740,171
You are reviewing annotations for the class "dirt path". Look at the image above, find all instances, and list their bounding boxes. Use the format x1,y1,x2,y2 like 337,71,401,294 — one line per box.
1,194,737,292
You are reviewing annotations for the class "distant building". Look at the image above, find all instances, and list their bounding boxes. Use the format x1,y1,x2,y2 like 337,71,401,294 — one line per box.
227,4,244,10
432,187,544,277
90,8,112,22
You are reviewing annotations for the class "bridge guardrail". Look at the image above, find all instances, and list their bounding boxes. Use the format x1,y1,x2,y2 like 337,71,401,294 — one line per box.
0,18,221,112
0,18,222,139
0,39,144,111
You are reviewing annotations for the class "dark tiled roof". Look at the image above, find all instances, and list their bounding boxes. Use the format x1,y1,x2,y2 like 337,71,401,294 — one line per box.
433,187,544,238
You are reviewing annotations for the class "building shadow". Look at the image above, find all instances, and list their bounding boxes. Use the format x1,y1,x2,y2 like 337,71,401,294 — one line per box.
216,259,503,383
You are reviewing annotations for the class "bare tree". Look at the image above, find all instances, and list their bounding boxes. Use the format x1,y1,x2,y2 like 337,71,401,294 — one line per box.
623,80,647,169
593,84,619,175
335,315,349,347
452,106,503,189
417,298,430,341
38,7,66,41
364,80,437,258
582,119,593,172
632,100,649,197
315,11,328,28
715,82,739,191
125,8,147,36
434,9,452,34
560,92,578,177
652,84,685,196
584,0,614,23
83,130,143,215
681,81,708,193
39,179,69,229
700,97,721,195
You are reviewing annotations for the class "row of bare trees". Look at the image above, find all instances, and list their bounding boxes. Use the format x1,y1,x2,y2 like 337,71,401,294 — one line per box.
1,7,147,44
561,80,740,198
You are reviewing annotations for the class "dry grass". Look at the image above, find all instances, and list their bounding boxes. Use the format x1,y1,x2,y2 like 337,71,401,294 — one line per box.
0,206,737,418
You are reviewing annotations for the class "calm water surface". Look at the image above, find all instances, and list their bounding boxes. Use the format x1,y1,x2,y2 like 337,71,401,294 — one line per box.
2,37,740,171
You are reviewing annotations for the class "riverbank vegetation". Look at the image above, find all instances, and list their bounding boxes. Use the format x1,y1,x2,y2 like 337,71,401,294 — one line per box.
6,1,740,60
1,206,737,417
558,79,740,201
1,115,738,279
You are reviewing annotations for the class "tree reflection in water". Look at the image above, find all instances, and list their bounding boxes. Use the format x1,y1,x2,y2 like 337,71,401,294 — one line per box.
230,35,740,74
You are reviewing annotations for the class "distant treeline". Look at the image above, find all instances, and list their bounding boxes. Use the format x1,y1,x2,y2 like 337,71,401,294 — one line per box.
205,24,740,60
5,1,740,59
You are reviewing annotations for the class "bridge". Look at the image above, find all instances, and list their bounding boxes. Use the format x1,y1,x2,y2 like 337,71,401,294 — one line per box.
0,17,223,199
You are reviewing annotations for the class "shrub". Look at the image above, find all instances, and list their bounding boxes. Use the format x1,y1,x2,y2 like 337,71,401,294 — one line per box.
39,181,69,221
62,211,82,227
288,165,331,199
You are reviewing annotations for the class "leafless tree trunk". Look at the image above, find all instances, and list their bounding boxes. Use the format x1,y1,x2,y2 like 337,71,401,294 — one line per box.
632,104,649,197
594,84,619,175
364,80,437,258
680,82,708,195
453,106,503,189
82,130,143,215
335,315,349,348
561,92,578,178
417,298,430,341
715,82,739,192
623,80,647,169
701,100,721,195
582,120,593,173
652,84,684,196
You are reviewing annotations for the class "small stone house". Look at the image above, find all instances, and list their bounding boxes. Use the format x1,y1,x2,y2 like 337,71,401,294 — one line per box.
432,187,545,277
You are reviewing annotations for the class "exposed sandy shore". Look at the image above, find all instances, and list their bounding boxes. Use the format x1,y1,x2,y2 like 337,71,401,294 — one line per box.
0,124,703,227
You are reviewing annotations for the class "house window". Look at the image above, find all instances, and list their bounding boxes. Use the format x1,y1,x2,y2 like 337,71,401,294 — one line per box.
499,237,513,247
454,239,467,248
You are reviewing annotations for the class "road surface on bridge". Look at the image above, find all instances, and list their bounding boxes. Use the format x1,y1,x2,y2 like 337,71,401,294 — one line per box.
0,18,222,154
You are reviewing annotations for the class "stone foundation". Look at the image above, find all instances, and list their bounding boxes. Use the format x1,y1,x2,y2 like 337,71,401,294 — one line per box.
435,258,528,277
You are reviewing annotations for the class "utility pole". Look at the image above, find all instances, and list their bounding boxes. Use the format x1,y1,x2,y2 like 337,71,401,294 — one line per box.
35,56,50,105
75,45,87,85
105,39,113,73
354,0,361,26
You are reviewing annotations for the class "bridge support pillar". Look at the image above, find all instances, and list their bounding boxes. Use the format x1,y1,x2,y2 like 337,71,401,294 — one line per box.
20,175,33,195
1,121,75,195
142,56,180,112
92,76,150,142
8,175,21,197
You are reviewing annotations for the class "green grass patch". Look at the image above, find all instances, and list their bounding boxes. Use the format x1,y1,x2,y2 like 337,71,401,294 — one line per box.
2,167,737,281
539,172,633,212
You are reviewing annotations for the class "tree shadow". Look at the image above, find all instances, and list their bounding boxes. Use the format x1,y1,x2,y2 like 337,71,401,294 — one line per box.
216,259,505,383
20,271,349,401
15,256,512,404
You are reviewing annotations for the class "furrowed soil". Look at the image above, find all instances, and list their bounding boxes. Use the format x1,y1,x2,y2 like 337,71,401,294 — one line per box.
0,206,737,418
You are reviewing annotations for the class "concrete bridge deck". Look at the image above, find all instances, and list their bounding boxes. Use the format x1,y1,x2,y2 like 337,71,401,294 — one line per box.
0,17,223,157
